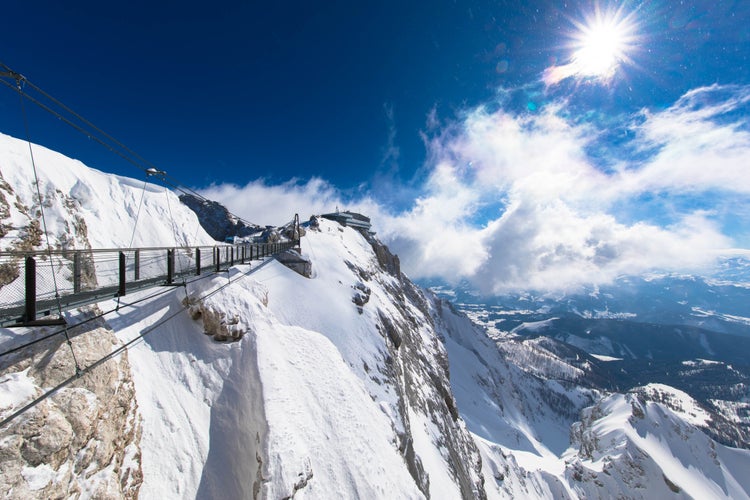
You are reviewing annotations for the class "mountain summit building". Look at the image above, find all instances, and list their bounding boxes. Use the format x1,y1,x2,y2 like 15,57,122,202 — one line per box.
320,210,373,233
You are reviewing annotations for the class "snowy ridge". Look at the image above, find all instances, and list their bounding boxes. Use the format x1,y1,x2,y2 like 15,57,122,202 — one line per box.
566,391,750,499
0,132,215,251
100,218,485,498
435,298,750,498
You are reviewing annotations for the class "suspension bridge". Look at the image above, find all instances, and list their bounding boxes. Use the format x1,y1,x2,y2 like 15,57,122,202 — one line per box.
0,239,299,328
0,61,308,429
0,60,304,328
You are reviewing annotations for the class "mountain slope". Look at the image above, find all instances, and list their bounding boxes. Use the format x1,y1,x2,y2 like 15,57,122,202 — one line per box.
0,131,485,498
0,132,215,252
566,386,750,499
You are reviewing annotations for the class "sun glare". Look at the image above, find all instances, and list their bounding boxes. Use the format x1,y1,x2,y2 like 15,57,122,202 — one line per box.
544,5,639,85
573,5,638,80
573,20,629,77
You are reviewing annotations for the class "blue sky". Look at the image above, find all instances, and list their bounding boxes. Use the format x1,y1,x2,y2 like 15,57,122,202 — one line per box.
2,1,750,291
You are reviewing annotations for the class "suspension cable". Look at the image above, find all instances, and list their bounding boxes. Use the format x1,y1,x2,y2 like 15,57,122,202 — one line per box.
0,269,220,360
15,76,82,375
0,261,264,429
0,62,262,230
128,180,149,249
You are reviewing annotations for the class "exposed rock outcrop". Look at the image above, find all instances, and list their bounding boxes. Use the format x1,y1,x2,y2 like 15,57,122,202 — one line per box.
0,311,143,498
275,249,312,278
351,231,486,498
179,193,260,242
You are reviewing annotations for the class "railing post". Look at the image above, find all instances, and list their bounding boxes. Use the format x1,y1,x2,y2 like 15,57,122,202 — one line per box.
118,251,127,297
134,249,140,281
215,246,220,272
167,249,175,284
196,248,201,275
230,246,234,266
24,256,36,322
73,251,81,293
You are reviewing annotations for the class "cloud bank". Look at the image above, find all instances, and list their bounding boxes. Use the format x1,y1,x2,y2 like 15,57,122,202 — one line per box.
202,84,750,293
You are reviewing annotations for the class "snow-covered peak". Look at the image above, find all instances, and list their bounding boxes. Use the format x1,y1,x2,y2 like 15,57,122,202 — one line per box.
566,390,750,499
633,383,712,427
0,131,214,250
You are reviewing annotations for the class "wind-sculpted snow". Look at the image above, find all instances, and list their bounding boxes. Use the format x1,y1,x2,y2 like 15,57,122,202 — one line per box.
93,218,486,498
0,132,483,498
0,132,215,251
0,132,216,498
245,220,485,498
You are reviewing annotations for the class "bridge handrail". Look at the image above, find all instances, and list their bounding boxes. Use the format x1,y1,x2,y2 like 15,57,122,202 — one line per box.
0,242,283,258
0,240,298,327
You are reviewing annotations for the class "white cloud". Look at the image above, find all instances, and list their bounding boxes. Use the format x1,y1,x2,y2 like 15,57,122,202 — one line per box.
615,85,750,196
201,85,750,292
473,201,731,293
199,177,346,227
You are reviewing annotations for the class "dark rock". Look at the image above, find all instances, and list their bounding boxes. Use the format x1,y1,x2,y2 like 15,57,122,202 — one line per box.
179,194,260,242
275,249,312,278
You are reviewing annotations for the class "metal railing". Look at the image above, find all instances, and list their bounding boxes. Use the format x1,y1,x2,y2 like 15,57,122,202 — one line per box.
0,241,296,327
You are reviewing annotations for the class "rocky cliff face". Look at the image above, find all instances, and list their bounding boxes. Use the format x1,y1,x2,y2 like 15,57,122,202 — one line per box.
0,133,215,499
0,312,143,498
356,233,485,498
0,143,146,498
179,193,260,242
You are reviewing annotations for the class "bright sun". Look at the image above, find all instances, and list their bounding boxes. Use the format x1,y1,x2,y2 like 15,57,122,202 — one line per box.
574,22,628,77
566,6,638,81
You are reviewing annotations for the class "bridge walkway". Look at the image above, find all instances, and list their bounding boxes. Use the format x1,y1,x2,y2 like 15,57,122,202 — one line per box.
0,241,296,327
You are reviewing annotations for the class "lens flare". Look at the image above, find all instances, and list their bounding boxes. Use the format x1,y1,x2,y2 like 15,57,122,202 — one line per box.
544,4,639,85
574,19,629,77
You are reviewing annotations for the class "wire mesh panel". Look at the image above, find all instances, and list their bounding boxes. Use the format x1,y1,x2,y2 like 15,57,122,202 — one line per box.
0,241,295,325
35,254,73,301
174,248,196,277
74,251,99,292
0,254,25,312
135,249,169,282
198,248,213,274
90,252,120,290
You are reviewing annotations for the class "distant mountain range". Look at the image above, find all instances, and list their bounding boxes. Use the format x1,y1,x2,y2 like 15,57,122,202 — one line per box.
424,269,750,450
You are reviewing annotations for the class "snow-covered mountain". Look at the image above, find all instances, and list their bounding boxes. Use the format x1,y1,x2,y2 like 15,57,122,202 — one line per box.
1,131,750,499
427,272,750,453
